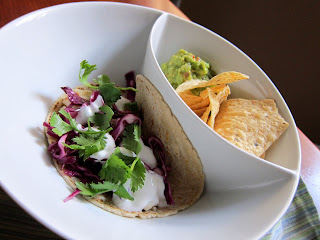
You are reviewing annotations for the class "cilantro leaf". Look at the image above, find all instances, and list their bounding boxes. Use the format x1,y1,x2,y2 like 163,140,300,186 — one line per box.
51,108,110,135
89,181,119,197
52,108,113,160
90,181,119,190
79,60,98,89
58,109,78,130
72,132,107,160
90,105,114,130
112,147,136,165
72,132,105,146
130,158,146,192
63,131,110,160
123,102,139,112
75,181,96,196
50,112,73,137
99,83,121,106
122,124,142,155
114,184,134,200
76,181,119,198
93,74,110,85
62,143,85,150
76,180,134,200
99,151,131,184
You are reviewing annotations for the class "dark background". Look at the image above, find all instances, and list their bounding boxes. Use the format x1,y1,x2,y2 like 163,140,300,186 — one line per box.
179,0,320,144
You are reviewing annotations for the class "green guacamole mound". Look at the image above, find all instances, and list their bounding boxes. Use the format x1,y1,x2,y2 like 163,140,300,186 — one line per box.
161,49,214,89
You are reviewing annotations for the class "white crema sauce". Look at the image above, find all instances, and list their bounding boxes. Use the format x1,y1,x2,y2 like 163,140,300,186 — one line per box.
75,95,104,125
114,96,131,111
90,133,116,161
112,170,167,212
91,136,166,211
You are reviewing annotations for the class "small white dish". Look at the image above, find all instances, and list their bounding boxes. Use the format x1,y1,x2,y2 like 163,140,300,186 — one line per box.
0,2,300,240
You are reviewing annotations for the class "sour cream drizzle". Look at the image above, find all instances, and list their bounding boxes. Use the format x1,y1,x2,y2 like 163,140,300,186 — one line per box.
138,139,157,169
89,136,165,211
75,95,104,125
114,96,131,111
112,170,167,212
90,133,116,161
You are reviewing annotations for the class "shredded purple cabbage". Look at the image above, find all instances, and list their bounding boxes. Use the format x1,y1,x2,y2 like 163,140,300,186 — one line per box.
90,90,100,103
63,158,102,184
125,71,136,101
48,134,77,167
61,87,88,105
64,104,80,118
148,136,174,205
152,167,164,176
111,114,141,140
112,103,135,116
43,122,59,139
64,189,81,202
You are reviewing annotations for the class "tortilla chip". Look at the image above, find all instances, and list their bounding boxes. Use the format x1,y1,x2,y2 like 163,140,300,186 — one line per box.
179,90,203,106
216,85,231,103
214,98,289,157
200,102,211,123
205,89,220,128
176,79,208,93
209,84,227,94
44,78,204,219
189,97,210,110
176,71,249,93
200,85,231,128
193,106,208,116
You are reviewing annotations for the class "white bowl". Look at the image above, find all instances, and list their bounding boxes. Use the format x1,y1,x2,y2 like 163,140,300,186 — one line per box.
0,2,301,240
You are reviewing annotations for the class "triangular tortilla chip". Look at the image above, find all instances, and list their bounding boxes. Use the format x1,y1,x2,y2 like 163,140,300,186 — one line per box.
176,71,248,93
214,98,289,157
193,106,208,116
204,86,231,128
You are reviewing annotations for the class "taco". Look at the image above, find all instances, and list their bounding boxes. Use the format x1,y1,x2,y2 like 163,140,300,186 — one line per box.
43,61,204,218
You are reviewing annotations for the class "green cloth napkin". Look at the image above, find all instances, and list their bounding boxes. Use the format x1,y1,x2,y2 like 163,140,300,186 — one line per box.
262,178,320,240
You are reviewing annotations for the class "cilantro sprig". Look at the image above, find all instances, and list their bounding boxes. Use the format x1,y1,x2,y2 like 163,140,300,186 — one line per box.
63,131,110,160
50,109,109,137
50,108,113,159
78,60,137,106
79,60,98,89
98,147,145,194
122,124,142,155
130,157,146,192
75,181,120,198
89,105,114,130
75,147,146,200
50,109,77,137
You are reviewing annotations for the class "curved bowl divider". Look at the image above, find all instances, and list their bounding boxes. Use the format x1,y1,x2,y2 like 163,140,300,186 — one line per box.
141,12,301,238
142,13,299,190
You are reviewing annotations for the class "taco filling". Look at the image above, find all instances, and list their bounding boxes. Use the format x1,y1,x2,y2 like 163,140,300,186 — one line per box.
44,61,174,213
44,61,204,218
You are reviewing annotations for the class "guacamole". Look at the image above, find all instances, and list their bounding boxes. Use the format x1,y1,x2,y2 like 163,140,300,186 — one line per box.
161,49,214,89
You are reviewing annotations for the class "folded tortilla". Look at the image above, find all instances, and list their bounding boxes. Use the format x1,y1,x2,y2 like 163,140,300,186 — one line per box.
44,76,204,218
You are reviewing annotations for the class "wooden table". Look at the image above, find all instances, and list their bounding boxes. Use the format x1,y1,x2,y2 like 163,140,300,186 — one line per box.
1,0,319,239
